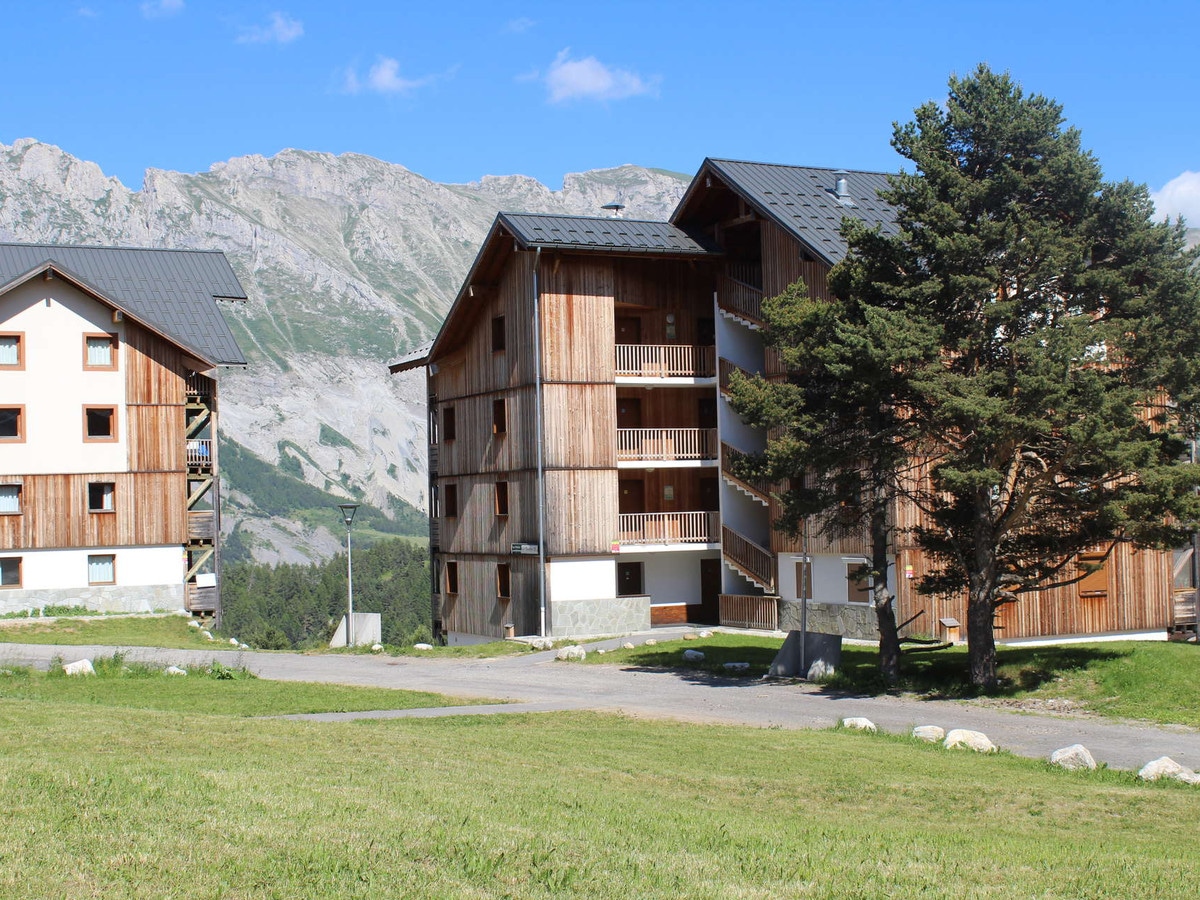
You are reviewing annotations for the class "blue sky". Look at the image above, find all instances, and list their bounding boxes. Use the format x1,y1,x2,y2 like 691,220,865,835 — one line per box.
4,1,1199,220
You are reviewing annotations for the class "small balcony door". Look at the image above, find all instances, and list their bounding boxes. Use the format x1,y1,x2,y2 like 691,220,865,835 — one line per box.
616,316,642,345
619,478,645,514
618,397,643,429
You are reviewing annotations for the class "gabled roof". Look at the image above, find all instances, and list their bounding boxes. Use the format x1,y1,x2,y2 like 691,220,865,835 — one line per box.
0,242,248,366
499,212,717,256
388,340,433,374
673,159,898,266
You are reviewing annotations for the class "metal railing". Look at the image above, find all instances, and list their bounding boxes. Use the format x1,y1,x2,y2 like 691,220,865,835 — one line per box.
722,525,776,591
618,511,719,545
719,594,779,630
617,428,718,461
615,344,716,378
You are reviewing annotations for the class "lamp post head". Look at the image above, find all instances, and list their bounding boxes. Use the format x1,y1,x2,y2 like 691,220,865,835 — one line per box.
337,502,360,528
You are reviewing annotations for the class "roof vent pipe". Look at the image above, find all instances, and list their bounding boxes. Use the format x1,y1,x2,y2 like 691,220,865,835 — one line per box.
833,170,850,199
601,201,625,218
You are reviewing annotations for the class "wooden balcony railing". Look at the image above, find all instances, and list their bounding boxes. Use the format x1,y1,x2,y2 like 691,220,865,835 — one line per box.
617,428,718,461
1174,590,1197,627
185,373,213,397
428,444,439,477
618,511,719,545
185,582,218,613
187,510,216,541
719,594,779,630
716,274,765,328
727,262,763,291
720,442,772,502
186,439,213,468
616,344,715,378
722,525,776,592
718,357,757,395
764,345,787,377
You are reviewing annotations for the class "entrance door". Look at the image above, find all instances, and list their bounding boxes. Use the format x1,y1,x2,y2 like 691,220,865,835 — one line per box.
697,316,715,347
617,561,645,596
699,476,719,512
698,396,717,429
697,557,722,624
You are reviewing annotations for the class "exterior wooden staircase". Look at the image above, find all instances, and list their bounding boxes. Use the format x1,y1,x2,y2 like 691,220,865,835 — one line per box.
721,524,776,593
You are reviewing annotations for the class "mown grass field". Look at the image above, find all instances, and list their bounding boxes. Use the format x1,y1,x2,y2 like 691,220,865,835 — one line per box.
0,663,1198,898
0,614,218,649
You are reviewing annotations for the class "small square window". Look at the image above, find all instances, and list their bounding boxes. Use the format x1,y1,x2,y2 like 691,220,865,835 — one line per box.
0,333,24,368
0,406,24,441
497,563,511,599
495,481,509,517
88,482,115,513
444,483,459,518
0,484,22,515
445,561,459,595
443,406,457,442
491,316,506,353
0,557,21,588
88,554,115,585
846,561,871,604
84,406,117,441
492,399,507,434
84,333,118,370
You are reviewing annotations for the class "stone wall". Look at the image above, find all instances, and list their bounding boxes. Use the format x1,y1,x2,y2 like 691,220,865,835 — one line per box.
548,595,651,638
779,598,876,641
0,584,186,617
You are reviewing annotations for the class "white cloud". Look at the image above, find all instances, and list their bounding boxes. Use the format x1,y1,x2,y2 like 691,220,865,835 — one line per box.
141,0,183,18
237,12,304,45
544,49,657,103
342,57,432,95
1151,171,1200,226
504,17,535,34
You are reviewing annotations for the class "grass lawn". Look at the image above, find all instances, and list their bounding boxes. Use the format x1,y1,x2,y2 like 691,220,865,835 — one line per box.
1,677,1197,898
591,633,1200,728
0,614,218,649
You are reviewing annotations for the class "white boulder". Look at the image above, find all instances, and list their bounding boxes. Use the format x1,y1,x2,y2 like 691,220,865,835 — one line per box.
683,633,699,641
698,630,713,638
842,716,877,732
622,642,635,650
644,638,658,646
723,661,750,671
229,638,239,646
912,725,945,743
413,642,434,651
682,649,705,662
63,659,94,676
944,729,997,753
238,643,249,650
164,666,187,676
1050,744,1096,771
806,660,835,680
371,643,384,653
555,644,587,662
187,621,201,629
529,638,554,651
1138,756,1200,784
200,630,214,641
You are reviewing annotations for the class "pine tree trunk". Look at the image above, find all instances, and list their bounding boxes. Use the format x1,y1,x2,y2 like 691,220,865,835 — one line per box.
870,503,900,685
966,584,998,689
875,596,901,686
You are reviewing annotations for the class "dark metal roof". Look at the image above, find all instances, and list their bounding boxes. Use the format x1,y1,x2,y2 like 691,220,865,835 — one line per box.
388,340,433,374
677,159,899,265
0,242,247,366
499,212,717,256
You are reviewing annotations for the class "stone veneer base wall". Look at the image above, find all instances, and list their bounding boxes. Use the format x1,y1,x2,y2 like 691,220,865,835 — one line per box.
778,598,877,641
548,596,651,638
0,585,186,617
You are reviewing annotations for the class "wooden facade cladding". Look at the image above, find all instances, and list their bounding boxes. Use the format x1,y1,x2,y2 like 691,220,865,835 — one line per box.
545,469,618,555
760,220,832,302
435,385,538,477
438,472,539,556
440,555,540,638
0,472,185,549
542,384,615,469
540,258,616,383
128,404,186,471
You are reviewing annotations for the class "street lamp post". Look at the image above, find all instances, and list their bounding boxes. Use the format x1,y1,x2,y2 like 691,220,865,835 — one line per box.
338,503,359,648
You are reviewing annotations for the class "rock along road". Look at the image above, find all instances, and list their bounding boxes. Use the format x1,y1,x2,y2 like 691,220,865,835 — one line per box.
3,634,1198,774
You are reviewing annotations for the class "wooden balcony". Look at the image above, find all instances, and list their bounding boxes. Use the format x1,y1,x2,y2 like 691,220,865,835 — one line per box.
185,582,218,613
716,273,765,329
718,357,757,395
719,594,779,630
186,439,213,469
187,510,216,541
615,344,716,378
185,373,213,397
618,511,719,545
617,428,718,462
722,525,776,592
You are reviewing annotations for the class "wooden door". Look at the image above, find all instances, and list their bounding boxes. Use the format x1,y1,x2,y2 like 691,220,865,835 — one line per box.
696,316,715,346
697,557,722,624
619,479,645,514
697,396,717,429
699,476,719,512
617,561,644,596
618,397,642,429
616,317,642,345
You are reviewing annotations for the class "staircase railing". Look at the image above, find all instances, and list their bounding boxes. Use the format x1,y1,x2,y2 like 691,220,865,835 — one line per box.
721,525,776,591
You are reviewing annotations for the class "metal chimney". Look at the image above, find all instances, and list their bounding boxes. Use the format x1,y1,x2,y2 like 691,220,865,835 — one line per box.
833,170,850,200
601,201,625,218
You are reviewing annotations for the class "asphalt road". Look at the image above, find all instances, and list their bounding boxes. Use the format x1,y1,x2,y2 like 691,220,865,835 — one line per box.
4,636,1199,774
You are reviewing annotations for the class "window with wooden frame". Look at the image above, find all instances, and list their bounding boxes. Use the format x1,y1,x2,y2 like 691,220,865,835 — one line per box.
444,561,459,595
492,398,507,434
795,559,812,602
491,316,506,353
443,483,459,518
84,406,117,441
496,562,511,599
1077,551,1110,599
0,556,21,588
0,484,20,515
494,481,509,516
87,553,116,585
846,560,871,604
0,333,24,369
0,406,25,442
83,333,118,370
87,482,116,513
443,406,457,442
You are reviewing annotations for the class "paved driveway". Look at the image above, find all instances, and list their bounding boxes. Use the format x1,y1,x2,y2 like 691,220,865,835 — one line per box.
3,638,1198,773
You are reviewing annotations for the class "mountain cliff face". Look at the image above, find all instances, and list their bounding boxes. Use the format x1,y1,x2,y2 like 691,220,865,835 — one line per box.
0,138,690,561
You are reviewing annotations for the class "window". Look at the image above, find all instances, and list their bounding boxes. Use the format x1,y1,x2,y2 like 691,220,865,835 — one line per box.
617,561,644,596
495,481,509,516
492,398,507,434
84,333,118,369
445,561,459,595
443,406,457,442
0,557,20,588
846,560,871,604
795,559,812,602
497,563,511,599
1077,552,1110,599
444,483,459,518
88,554,116,585
88,482,115,513
491,316,506,353
84,406,117,441
0,333,24,368
0,484,22,515
0,406,24,441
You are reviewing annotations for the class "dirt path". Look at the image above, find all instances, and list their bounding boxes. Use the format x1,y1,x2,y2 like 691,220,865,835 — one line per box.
4,638,1198,773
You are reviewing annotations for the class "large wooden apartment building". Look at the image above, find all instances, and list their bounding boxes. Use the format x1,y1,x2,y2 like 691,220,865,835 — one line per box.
0,244,247,618
394,159,1193,644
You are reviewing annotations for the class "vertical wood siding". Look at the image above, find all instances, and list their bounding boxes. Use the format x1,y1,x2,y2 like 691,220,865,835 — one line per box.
760,220,832,301
440,555,540,638
540,258,616,383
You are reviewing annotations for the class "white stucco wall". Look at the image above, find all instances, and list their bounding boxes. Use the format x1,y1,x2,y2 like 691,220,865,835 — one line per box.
547,557,617,602
4,546,183,590
776,552,896,606
621,550,719,606
1,279,128,474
